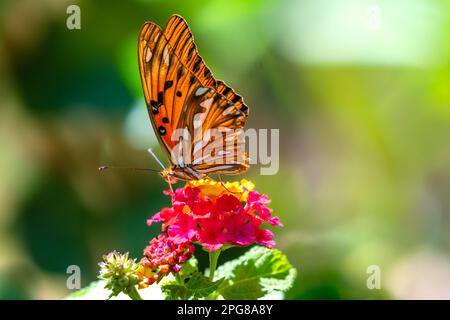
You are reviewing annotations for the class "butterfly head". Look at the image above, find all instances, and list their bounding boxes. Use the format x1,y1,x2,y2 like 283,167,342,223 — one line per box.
160,167,179,184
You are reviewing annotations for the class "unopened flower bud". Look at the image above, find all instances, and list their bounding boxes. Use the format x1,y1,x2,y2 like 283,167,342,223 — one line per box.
98,251,142,299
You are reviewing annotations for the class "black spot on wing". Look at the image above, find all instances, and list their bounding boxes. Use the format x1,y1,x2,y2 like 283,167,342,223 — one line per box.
164,80,173,90
158,126,167,135
177,66,184,79
193,58,202,73
150,100,159,114
222,87,231,96
187,46,195,60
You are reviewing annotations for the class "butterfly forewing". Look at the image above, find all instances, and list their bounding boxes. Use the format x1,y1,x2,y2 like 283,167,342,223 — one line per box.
163,15,216,87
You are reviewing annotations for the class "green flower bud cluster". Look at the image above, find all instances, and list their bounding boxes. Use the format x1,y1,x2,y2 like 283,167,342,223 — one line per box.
98,251,142,299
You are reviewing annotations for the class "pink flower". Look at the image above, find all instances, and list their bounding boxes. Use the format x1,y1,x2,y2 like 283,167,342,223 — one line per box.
167,213,198,244
140,233,194,285
197,217,227,251
147,179,282,252
246,191,283,227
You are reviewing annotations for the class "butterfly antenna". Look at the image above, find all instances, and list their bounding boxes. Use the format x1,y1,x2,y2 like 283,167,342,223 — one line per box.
98,166,160,173
147,148,166,170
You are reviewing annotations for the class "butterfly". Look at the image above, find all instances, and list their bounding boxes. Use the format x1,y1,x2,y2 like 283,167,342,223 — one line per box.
138,15,249,183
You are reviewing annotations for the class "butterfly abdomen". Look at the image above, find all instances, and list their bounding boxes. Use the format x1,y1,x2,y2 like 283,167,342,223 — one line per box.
171,165,204,180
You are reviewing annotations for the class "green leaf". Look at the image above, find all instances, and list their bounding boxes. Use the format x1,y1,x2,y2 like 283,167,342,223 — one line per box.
178,256,199,282
161,284,187,300
162,272,224,300
215,246,297,300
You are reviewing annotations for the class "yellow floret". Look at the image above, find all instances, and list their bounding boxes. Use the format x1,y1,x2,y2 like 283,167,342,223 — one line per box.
186,178,255,202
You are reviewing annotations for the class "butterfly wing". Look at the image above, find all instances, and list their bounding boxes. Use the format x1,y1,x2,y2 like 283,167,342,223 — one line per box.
163,15,216,87
138,15,249,175
138,22,173,160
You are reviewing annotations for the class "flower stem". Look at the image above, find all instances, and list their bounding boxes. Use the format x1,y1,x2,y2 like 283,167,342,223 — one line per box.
208,249,221,281
127,286,143,300
175,272,183,285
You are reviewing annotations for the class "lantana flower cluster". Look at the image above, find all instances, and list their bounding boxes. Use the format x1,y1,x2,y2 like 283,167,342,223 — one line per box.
147,179,282,252
139,233,194,285
98,179,284,298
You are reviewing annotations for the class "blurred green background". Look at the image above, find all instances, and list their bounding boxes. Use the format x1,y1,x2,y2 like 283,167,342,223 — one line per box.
1,0,449,299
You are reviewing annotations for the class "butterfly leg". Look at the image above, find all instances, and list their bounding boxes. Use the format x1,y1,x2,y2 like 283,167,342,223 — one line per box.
164,174,176,193
217,174,242,195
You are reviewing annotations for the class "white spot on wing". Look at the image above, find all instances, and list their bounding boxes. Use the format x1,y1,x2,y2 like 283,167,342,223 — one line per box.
193,141,204,154
163,45,170,66
223,106,234,115
199,165,235,173
200,98,214,110
195,87,208,96
218,150,232,156
192,154,211,165
145,47,152,62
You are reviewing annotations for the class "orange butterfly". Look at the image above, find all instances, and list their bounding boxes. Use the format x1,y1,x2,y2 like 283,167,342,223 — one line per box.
138,15,249,183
